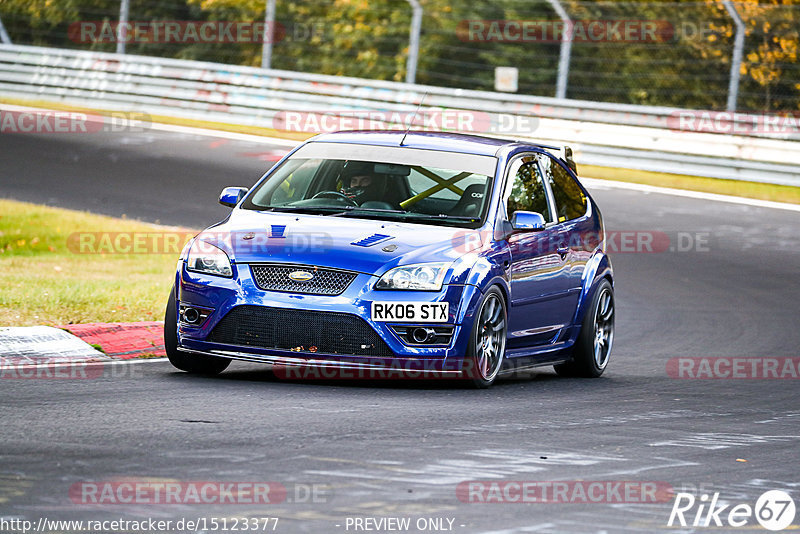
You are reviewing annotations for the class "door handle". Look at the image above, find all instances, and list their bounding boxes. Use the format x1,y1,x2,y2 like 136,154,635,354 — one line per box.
557,246,569,260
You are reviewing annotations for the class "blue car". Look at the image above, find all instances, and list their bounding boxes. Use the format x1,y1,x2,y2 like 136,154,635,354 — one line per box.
165,131,614,387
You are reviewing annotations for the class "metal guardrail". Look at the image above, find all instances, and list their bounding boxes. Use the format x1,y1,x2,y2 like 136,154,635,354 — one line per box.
0,44,798,187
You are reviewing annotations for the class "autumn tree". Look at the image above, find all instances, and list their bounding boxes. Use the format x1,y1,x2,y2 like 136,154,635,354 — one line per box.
689,0,800,111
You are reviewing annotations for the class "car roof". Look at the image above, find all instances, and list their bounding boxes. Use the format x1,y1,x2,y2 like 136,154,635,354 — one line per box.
307,130,557,157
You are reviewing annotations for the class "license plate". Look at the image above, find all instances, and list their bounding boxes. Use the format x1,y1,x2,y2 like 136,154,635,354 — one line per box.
371,302,449,323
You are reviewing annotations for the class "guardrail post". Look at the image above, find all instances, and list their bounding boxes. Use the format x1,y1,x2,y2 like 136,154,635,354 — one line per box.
723,1,745,112
0,14,13,44
405,0,423,84
116,0,130,54
261,0,276,69
545,0,572,99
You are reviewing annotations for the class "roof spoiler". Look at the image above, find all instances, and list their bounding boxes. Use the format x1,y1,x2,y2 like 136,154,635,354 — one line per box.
561,146,577,174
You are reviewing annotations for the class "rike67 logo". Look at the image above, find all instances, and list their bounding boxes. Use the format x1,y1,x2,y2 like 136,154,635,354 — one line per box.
668,489,796,531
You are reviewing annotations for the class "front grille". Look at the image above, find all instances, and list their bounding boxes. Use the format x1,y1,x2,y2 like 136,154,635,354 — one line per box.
249,264,357,296
208,305,395,358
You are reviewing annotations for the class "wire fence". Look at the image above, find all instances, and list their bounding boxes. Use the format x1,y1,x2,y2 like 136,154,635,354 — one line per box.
0,0,798,112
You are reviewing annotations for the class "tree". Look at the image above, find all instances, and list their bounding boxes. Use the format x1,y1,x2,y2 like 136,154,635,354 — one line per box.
688,0,800,111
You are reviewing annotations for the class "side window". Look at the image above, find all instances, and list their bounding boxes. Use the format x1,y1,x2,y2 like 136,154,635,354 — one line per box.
538,155,587,222
268,159,318,205
505,160,552,222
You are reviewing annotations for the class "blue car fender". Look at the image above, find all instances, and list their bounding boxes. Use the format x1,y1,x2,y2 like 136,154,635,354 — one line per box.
573,250,614,326
451,250,511,325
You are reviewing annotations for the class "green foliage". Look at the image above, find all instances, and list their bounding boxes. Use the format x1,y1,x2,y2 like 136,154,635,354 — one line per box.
0,0,798,110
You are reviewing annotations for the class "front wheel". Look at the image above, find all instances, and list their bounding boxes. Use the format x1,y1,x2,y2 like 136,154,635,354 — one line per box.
463,287,507,388
555,279,614,378
164,286,230,375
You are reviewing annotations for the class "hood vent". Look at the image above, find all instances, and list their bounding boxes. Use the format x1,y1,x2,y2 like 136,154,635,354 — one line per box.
270,225,286,238
351,233,393,247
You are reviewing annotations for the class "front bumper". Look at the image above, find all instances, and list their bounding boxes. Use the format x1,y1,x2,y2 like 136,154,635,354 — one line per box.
175,261,483,371
177,347,466,377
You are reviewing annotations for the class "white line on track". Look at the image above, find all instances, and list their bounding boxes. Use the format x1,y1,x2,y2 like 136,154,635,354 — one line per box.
582,177,800,213
145,122,301,147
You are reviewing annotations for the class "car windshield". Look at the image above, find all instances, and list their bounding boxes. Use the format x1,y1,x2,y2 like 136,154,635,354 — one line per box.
242,143,498,228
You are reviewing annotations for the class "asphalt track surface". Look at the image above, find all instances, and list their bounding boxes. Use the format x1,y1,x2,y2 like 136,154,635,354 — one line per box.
1,128,799,533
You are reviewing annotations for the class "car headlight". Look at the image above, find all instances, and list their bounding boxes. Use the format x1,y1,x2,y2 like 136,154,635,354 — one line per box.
375,262,450,291
186,240,233,277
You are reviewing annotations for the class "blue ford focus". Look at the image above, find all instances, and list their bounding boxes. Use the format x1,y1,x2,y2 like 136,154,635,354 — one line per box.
165,131,614,387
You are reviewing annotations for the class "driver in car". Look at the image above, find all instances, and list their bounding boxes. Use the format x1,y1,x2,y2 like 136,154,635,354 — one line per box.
344,174,373,200
341,162,381,205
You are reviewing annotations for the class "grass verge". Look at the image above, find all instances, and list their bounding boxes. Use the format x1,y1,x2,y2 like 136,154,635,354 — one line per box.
0,199,193,327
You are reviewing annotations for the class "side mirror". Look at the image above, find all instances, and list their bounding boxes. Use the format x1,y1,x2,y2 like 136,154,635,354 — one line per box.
219,187,249,208
511,211,546,232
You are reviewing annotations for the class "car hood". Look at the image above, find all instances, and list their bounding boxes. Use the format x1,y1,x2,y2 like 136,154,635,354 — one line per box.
197,209,486,276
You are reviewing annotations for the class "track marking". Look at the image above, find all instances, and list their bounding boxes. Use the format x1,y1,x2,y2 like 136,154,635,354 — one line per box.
582,177,800,212
146,122,300,147
650,432,800,450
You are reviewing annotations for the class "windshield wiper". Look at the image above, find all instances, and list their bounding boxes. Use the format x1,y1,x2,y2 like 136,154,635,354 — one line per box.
267,205,480,225
265,206,348,215
398,213,481,223
339,209,480,226
337,206,476,220
338,206,407,215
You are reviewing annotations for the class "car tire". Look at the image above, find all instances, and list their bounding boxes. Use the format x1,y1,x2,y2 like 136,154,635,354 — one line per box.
554,278,614,378
164,286,230,375
463,287,507,388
